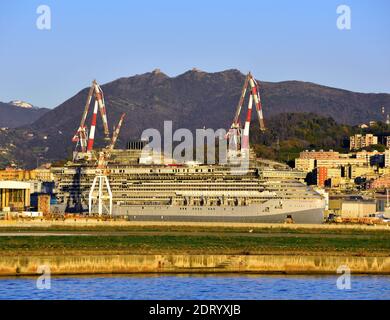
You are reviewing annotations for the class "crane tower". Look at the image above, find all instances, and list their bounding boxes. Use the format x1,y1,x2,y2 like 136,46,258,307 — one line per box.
72,80,110,161
226,72,265,160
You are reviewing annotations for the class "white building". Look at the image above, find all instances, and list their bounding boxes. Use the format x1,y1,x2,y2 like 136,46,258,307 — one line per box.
385,149,390,168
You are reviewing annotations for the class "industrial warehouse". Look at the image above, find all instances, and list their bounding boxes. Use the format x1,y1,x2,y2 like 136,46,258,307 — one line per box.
0,180,30,213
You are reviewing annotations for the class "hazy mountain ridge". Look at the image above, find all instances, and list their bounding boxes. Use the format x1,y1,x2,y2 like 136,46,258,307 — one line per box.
9,100,34,109
0,102,49,128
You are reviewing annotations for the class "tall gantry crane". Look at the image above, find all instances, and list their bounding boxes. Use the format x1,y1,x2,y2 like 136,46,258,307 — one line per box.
226,72,265,158
89,113,125,216
72,80,110,160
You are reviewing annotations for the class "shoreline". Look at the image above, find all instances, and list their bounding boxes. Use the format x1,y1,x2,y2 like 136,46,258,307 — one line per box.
1,221,389,276
1,253,390,276
1,220,390,231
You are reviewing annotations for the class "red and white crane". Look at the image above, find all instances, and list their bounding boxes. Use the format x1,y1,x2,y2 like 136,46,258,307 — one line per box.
72,80,110,159
89,113,126,216
227,72,265,158
71,79,125,216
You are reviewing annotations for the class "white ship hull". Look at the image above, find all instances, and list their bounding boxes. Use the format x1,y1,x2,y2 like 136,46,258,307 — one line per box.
112,199,325,224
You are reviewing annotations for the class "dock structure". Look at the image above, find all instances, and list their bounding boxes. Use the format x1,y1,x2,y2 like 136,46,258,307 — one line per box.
0,181,31,212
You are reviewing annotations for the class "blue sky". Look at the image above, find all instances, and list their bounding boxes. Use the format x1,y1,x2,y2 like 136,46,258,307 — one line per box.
0,0,389,108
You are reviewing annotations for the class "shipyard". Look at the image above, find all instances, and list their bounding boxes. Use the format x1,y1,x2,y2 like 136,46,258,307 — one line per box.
1,1,390,303
0,71,390,278
2,74,328,224
1,75,390,226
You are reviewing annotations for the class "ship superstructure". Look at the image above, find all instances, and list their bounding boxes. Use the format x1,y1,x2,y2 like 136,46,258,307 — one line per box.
52,148,325,223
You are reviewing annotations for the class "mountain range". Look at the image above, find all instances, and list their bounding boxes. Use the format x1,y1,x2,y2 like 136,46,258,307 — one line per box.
1,69,390,168
0,102,49,128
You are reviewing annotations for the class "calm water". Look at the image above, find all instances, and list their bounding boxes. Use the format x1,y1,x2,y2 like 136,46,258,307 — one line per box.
0,274,389,300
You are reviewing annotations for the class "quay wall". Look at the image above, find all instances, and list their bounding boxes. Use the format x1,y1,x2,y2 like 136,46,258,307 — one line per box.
1,220,390,231
1,254,390,276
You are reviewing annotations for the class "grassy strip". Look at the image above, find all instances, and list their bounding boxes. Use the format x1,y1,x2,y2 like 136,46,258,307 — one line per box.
1,224,390,236
1,233,390,256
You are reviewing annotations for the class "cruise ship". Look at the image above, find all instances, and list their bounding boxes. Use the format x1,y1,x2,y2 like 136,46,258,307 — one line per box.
51,148,326,224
